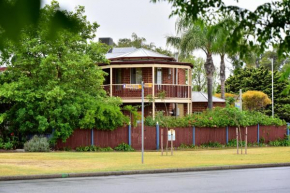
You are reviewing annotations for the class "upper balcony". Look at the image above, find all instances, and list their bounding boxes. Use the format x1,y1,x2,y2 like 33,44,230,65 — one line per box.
99,47,193,103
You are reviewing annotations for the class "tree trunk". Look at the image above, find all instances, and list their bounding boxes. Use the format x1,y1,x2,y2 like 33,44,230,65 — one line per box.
205,53,215,109
207,77,213,109
220,54,226,99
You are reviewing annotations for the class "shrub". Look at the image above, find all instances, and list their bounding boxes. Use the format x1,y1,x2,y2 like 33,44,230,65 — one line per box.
269,137,290,146
114,143,134,151
214,93,237,99
0,138,3,149
3,141,13,150
62,147,72,151
100,147,114,152
75,145,113,152
75,146,85,152
145,107,286,128
200,141,222,148
144,116,156,127
243,91,271,111
226,139,246,147
178,143,195,149
24,135,50,152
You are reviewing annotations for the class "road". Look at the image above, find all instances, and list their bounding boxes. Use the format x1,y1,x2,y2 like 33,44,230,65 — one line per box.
1,167,290,193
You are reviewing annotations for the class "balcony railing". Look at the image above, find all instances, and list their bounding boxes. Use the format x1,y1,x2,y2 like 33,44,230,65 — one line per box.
155,84,190,98
103,84,191,99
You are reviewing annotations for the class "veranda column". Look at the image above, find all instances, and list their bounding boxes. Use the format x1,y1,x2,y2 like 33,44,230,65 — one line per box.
110,67,112,97
188,68,192,115
152,66,155,119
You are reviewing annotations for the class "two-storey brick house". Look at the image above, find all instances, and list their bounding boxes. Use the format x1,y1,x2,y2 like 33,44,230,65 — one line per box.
99,46,193,118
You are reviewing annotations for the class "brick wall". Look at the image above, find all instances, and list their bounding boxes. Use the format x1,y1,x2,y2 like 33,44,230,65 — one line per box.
192,102,226,112
162,68,172,84
178,69,186,84
142,67,152,83
122,68,130,84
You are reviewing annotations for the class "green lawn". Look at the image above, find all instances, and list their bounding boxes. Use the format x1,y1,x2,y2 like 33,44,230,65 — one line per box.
0,147,290,176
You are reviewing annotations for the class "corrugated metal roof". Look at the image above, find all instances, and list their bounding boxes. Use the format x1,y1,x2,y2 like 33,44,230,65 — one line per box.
192,91,225,103
106,47,173,60
106,47,137,59
116,48,172,58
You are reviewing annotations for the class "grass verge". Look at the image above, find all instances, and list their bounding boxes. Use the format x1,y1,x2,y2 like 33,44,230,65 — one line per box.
0,147,290,176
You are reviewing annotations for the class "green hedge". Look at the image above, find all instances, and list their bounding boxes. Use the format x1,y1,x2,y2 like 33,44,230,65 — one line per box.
145,107,286,128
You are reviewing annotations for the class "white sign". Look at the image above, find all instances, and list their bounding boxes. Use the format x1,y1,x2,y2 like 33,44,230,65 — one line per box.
168,129,175,141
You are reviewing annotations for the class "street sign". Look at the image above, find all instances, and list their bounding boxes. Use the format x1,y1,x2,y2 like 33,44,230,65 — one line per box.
123,83,152,89
168,129,175,141
144,83,152,88
123,84,142,89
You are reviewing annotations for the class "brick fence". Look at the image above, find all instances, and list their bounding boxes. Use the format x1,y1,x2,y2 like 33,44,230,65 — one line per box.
56,125,289,150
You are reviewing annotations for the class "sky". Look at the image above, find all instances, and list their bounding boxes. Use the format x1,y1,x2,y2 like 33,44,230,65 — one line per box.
42,0,271,76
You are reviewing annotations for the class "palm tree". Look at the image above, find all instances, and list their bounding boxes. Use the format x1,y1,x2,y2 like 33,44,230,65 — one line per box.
167,19,217,109
212,18,236,99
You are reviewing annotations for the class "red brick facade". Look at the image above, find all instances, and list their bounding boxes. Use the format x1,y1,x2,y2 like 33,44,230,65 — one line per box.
121,103,188,118
178,69,186,84
192,102,226,113
111,67,186,85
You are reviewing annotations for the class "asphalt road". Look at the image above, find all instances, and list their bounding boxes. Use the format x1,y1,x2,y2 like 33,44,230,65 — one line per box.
1,167,290,193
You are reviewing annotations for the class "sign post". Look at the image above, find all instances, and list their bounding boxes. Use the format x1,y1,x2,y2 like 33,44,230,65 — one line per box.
168,129,175,156
124,82,151,164
141,81,144,164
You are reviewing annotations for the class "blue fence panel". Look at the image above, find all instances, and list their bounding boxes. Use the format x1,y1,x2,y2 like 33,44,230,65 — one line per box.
91,129,94,146
156,123,159,150
128,124,132,146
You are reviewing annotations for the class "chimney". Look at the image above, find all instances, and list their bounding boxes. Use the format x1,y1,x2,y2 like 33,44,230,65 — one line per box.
174,52,179,62
99,37,113,46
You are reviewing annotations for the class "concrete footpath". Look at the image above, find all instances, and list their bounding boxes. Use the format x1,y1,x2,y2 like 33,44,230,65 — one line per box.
1,162,290,181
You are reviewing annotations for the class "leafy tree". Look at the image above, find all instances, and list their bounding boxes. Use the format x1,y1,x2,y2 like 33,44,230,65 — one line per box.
117,33,148,48
0,2,126,142
151,0,290,56
182,55,220,92
259,50,290,71
182,56,206,92
117,32,173,56
122,105,141,127
0,0,77,51
225,67,290,121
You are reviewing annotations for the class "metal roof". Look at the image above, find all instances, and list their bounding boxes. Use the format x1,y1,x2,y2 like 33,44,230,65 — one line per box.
192,91,225,103
106,47,137,59
106,47,174,60
117,48,172,58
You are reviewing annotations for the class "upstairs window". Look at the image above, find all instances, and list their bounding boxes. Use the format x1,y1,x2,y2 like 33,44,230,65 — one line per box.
115,69,122,84
131,68,142,84
155,67,162,84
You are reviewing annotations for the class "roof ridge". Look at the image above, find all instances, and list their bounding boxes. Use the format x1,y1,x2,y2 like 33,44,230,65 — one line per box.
200,92,208,100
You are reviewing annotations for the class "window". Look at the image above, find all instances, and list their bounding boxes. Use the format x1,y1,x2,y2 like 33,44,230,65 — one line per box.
155,67,162,84
131,68,142,84
115,69,122,84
